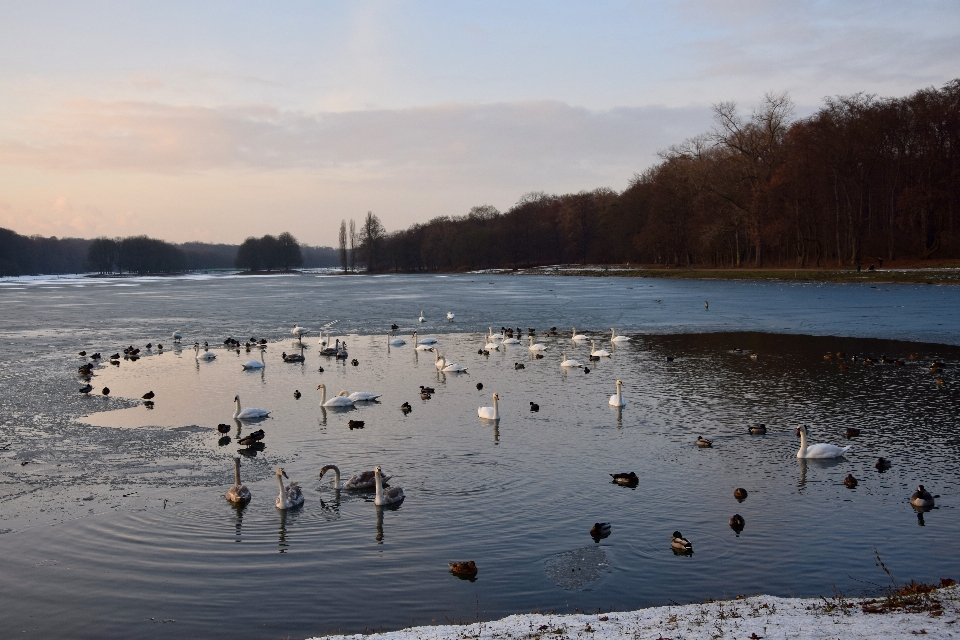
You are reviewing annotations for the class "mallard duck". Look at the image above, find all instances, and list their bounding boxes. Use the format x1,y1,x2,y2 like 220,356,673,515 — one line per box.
514,362,525,369
529,402,539,412
351,359,359,366
293,390,301,399
401,402,412,413
734,487,748,501
449,561,477,577
79,384,93,394
610,472,638,486
583,367,591,374
590,522,611,539
217,423,231,434
844,474,858,488
747,424,766,435
838,364,850,370
348,420,365,429
237,429,265,446
729,514,745,532
910,485,937,509
875,457,892,470
844,427,860,438
476,382,483,390
101,387,110,396
420,386,436,394
78,350,87,356
696,436,712,448
671,531,692,552
142,391,155,400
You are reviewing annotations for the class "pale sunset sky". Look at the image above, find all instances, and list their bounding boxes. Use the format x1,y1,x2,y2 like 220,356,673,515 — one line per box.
1,1,957,246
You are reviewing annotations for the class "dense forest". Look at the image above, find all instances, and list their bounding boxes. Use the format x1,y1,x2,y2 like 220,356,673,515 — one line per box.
367,79,959,271
0,229,338,277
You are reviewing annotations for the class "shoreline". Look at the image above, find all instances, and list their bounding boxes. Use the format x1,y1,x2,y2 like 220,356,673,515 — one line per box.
314,585,959,640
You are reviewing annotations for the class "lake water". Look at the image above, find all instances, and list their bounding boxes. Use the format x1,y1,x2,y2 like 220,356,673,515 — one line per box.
0,273,958,639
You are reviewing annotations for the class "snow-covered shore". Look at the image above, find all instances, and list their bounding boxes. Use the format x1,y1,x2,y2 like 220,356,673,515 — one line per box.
314,586,959,640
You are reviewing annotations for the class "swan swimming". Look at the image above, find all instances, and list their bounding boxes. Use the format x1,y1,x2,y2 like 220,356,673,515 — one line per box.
233,395,271,420
560,352,583,368
528,336,547,352
478,392,500,420
225,456,251,504
796,425,851,458
500,331,521,345
374,465,404,506
609,379,626,406
418,310,426,323
318,332,330,347
275,467,304,510
348,391,382,402
610,328,630,343
172,330,183,343
317,383,356,407
241,349,265,369
484,328,501,351
319,464,392,490
571,327,588,341
388,334,406,346
590,340,611,358
194,343,217,361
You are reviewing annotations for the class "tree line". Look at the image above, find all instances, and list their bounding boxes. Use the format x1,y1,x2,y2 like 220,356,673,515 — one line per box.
235,232,303,271
366,79,959,271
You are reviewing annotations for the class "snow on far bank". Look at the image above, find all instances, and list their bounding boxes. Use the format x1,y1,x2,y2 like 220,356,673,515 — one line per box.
313,586,959,640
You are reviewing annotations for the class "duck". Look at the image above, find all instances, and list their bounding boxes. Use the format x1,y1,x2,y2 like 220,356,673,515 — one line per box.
844,474,858,488
448,561,477,577
528,336,547,352
225,457,252,504
729,514,745,534
796,425,850,458
348,391,381,402
514,362,525,370
374,465,404,506
401,402,412,414
734,487,748,501
844,427,861,438
351,359,359,366
216,423,231,434
609,380,626,407
476,382,483,390
560,352,582,368
671,531,693,552
610,328,630,343
233,395,271,420
319,464,392,491
275,468,304,510
419,385,436,394
78,350,87,357
478,393,500,420
748,423,767,435
348,420,365,429
583,367,591,374
317,384,355,407
910,485,937,508
237,429,265,446
529,401,539,412
293,390,301,399
875,457,892,470
590,523,611,539
391,324,399,331
696,436,713,448
610,472,639,486
141,390,155,400
89,352,101,359
282,350,305,363
590,340,611,358
102,387,110,396
571,327,588,341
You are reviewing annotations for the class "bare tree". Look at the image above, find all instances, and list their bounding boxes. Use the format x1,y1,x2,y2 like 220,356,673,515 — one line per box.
348,219,356,272
338,220,347,273
359,211,387,271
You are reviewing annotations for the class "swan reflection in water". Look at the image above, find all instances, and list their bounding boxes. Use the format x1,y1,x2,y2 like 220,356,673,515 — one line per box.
797,457,846,490
277,508,304,553
229,500,248,543
376,506,384,543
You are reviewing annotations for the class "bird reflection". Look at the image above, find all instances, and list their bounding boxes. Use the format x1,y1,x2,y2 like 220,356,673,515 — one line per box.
614,405,623,429
319,494,341,518
493,423,500,445
318,407,327,426
376,506,384,543
277,508,297,553
797,459,808,490
917,510,926,526
230,500,248,543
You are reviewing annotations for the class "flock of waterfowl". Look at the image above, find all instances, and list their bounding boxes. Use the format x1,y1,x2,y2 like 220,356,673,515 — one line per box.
72,318,948,571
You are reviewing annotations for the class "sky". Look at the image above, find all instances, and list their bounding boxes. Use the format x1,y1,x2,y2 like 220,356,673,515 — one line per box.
0,1,958,246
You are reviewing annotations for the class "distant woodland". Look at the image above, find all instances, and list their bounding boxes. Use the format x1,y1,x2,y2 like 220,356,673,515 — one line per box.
370,80,959,271
2,80,957,277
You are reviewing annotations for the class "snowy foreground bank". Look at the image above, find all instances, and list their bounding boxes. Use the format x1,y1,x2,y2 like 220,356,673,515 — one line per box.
315,586,959,640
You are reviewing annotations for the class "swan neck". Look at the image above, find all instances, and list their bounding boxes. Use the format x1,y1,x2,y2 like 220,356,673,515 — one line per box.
493,394,499,419
797,429,807,457
319,386,325,404
234,458,241,485
277,474,286,506
233,397,241,419
374,469,383,501
616,384,622,402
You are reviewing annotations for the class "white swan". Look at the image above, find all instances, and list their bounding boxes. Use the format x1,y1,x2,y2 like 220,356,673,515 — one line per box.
319,464,393,491
374,465,404,506
417,334,438,345
572,327,588,341
609,379,626,407
348,391,381,402
233,395,271,420
275,467,304,510
225,456,252,504
484,328,500,351
478,392,500,420
436,351,467,373
241,349,265,369
418,310,426,323
611,328,631,343
528,336,547,352
318,332,330,346
291,323,308,338
432,348,447,370
317,383,356,407
172,330,183,343
500,331,521,345
796,425,851,458
590,340,611,358
447,311,455,320
195,343,217,361
560,352,583,368
388,334,406,346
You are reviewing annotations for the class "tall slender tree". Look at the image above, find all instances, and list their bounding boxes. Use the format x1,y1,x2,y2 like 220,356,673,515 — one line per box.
338,220,348,273
348,218,356,271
